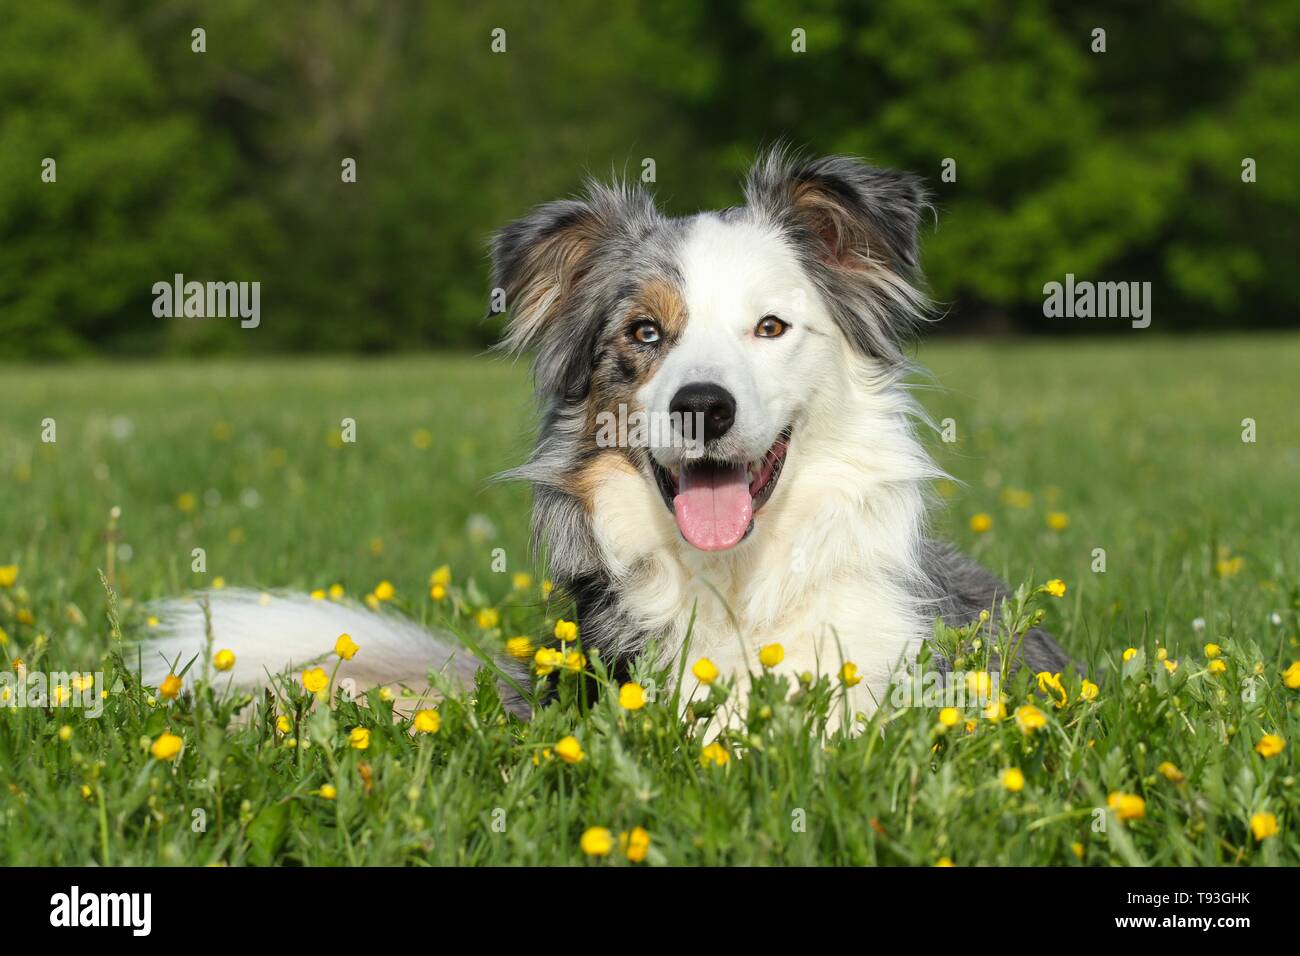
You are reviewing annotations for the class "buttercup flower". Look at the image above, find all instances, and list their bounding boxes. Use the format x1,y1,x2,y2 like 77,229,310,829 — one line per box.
58,725,73,742
348,727,370,750
969,513,992,533
1000,768,1025,792
319,784,337,800
1046,511,1070,531
334,633,359,660
1107,792,1145,821
580,826,613,856
1250,812,1278,841
934,857,955,867
302,667,329,694
840,662,862,687
1283,661,1300,690
512,572,533,590
0,565,18,588
311,589,326,601
1157,761,1184,783
150,732,183,761
1255,734,1286,758
692,657,719,684
563,651,586,673
160,673,183,701
429,565,451,588
618,683,646,710
476,608,500,629
214,648,236,671
541,579,555,597
620,826,650,863
534,648,564,676
413,709,441,734
1122,648,1138,662
505,637,533,660
1208,658,1228,675
328,583,344,600
1014,704,1047,734
1204,643,1221,659
982,698,1007,722
1044,579,1066,598
759,643,784,668
554,619,579,642
275,715,292,734
700,742,730,768
965,671,993,700
938,707,959,728
373,580,396,601
1162,659,1178,674
555,735,584,764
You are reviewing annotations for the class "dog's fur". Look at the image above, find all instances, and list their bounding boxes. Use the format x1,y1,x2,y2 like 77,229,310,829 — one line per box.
143,150,1068,724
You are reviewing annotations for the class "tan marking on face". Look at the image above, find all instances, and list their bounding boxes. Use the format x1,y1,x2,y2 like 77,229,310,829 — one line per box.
632,277,688,341
572,451,642,513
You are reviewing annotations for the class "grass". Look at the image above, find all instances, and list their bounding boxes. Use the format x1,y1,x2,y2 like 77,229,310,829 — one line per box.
1,335,1297,865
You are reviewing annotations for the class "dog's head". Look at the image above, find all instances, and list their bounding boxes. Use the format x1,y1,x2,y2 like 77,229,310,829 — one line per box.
492,149,931,554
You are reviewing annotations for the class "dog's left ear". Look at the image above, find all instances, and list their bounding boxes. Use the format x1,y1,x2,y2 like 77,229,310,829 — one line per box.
745,149,932,361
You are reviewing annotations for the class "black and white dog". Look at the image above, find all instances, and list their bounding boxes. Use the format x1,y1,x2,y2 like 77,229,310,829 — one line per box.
145,150,1069,726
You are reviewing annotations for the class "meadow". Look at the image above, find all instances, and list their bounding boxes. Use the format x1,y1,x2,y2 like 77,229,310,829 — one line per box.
1,335,1297,865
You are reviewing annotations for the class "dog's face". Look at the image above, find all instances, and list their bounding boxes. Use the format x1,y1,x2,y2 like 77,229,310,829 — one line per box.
493,150,929,554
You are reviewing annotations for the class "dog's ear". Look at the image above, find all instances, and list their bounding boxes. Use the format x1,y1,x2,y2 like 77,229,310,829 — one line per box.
491,182,653,400
744,148,933,361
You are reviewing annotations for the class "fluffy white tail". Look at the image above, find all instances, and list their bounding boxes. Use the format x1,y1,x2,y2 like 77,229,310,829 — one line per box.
139,589,483,700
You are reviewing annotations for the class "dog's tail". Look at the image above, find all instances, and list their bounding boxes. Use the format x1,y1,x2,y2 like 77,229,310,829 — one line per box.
138,589,486,704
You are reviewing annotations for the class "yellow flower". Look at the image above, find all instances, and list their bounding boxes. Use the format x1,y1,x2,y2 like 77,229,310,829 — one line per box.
563,651,586,673
413,709,441,734
1255,734,1286,758
1035,671,1068,707
1014,704,1047,734
1282,661,1300,690
964,671,993,700
840,662,862,687
534,647,564,676
319,784,337,800
275,715,292,734
58,725,73,742
373,580,396,602
620,826,651,863
0,627,8,646
554,619,579,642
334,633,359,660
1043,579,1066,598
1107,792,1146,821
348,727,370,750
1079,679,1099,701
150,732,183,761
555,735,584,764
1204,643,1221,659
758,643,784,668
700,742,730,768
1122,647,1138,662
692,657,719,684
80,785,93,800
618,683,646,710
506,637,533,660
934,857,955,867
429,565,451,588
214,648,236,672
1158,761,1184,783
1162,658,1178,674
176,492,197,513
301,667,329,694
328,583,344,600
969,513,992,533
938,707,959,728
16,608,33,626
146,615,159,629
1208,659,1227,675
310,589,326,601
476,608,500,629
1215,555,1244,578
1001,487,1033,509
580,826,613,857
1250,812,1278,841
511,572,533,590
378,687,393,702
1071,842,1085,860
429,584,446,601
1000,768,1025,792
160,673,183,700
212,576,226,590
1046,512,1070,531
71,674,94,692
0,564,19,588
541,579,554,597
982,698,1007,722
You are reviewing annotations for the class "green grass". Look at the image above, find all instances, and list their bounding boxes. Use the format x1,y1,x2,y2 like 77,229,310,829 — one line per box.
1,336,1298,865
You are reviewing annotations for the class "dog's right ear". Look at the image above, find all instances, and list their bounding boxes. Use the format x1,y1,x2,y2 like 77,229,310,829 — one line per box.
490,183,652,399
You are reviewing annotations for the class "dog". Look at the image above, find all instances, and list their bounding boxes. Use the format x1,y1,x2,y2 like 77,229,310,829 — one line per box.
143,149,1069,727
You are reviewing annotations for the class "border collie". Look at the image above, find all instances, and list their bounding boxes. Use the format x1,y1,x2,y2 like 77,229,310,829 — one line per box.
144,149,1069,727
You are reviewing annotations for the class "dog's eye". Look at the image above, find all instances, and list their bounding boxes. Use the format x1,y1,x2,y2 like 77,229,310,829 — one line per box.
755,315,789,338
630,319,661,345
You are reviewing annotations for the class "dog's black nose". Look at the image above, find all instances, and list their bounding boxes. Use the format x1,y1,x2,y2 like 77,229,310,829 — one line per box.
670,382,736,444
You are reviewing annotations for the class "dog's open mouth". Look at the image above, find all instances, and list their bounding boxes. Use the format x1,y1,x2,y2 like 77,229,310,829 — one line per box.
651,428,791,551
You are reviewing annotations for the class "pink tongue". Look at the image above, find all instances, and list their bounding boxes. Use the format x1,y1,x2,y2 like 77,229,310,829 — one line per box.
673,463,752,551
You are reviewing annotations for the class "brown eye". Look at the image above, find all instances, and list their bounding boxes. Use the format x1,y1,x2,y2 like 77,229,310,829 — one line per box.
755,315,789,338
630,319,661,344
